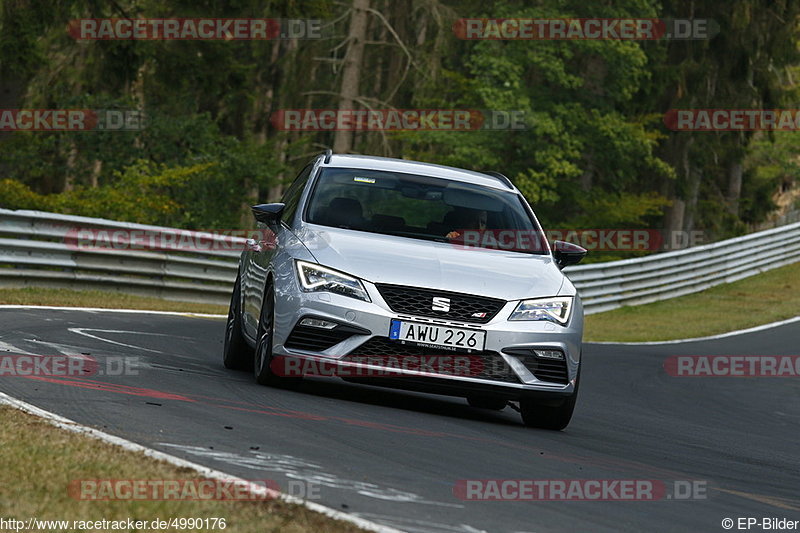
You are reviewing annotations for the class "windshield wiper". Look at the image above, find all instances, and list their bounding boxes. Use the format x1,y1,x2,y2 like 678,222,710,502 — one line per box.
375,230,448,243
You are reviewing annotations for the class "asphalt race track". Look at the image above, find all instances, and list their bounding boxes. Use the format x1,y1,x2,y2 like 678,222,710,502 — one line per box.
1,308,798,532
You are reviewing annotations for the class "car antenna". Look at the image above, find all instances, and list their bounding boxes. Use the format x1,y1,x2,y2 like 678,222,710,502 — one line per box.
324,149,333,163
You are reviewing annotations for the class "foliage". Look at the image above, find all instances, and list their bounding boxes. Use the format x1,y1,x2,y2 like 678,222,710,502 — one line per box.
0,0,799,253
742,133,800,223
0,160,243,227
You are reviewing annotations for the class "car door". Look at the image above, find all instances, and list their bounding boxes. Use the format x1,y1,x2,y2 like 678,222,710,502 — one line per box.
241,163,314,339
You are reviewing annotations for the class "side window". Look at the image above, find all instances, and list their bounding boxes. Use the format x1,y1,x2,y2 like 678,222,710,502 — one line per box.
280,164,313,226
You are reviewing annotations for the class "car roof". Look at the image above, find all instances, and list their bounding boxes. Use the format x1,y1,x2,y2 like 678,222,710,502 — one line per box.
321,154,518,193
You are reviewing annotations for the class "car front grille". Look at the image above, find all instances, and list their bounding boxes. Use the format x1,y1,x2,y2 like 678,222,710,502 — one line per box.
375,284,505,324
346,337,521,383
502,348,569,385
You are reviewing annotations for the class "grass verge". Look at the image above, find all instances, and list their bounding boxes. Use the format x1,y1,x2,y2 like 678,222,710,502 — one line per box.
0,287,226,315
0,404,366,533
584,261,800,342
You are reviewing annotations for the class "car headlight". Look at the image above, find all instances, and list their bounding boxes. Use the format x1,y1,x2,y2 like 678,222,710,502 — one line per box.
508,296,573,325
295,260,370,302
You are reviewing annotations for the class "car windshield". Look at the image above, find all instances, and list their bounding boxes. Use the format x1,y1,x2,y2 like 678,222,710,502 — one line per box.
305,167,547,254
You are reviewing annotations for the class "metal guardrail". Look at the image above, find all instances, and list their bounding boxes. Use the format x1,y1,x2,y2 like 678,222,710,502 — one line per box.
0,209,242,306
564,220,800,313
1,208,799,312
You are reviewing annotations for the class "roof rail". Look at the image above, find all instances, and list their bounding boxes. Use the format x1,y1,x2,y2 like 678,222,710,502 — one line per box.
484,171,514,190
323,149,333,164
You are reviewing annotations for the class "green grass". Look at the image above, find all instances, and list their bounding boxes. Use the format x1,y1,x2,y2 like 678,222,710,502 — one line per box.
0,287,226,315
0,405,366,533
584,262,800,342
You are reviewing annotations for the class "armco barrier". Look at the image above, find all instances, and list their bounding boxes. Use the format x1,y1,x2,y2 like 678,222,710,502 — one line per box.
0,209,242,306
563,220,800,313
1,208,799,312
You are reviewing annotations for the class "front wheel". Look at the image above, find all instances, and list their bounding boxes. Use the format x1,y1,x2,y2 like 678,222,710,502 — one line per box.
519,370,580,430
254,283,301,388
222,274,252,370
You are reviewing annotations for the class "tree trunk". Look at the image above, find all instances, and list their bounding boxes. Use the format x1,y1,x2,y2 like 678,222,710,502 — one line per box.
665,199,685,248
579,153,594,191
333,0,370,154
90,159,102,188
661,135,693,248
683,168,701,233
240,38,283,228
63,141,77,192
727,161,743,216
0,78,23,146
0,78,23,180
268,39,299,203
131,61,149,150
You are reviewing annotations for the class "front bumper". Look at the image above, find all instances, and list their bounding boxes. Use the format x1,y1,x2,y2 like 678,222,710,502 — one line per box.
271,278,583,398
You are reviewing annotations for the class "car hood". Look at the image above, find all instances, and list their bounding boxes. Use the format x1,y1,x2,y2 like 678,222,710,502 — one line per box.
296,224,566,301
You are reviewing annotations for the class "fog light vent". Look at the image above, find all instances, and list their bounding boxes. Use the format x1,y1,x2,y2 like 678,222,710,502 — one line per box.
502,348,569,384
299,318,338,329
534,349,565,360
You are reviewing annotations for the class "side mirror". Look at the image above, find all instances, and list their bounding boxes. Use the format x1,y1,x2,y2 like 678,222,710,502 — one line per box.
553,240,587,269
251,203,285,226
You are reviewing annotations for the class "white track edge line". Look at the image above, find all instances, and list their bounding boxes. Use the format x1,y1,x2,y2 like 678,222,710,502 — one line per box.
3,305,798,346
587,315,800,345
0,305,225,319
0,391,405,533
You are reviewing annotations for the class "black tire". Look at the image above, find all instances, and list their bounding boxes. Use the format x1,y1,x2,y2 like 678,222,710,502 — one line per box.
520,371,580,430
467,396,507,411
254,283,302,388
223,274,252,370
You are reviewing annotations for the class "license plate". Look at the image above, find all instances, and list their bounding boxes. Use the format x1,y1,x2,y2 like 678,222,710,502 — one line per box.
389,320,485,351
